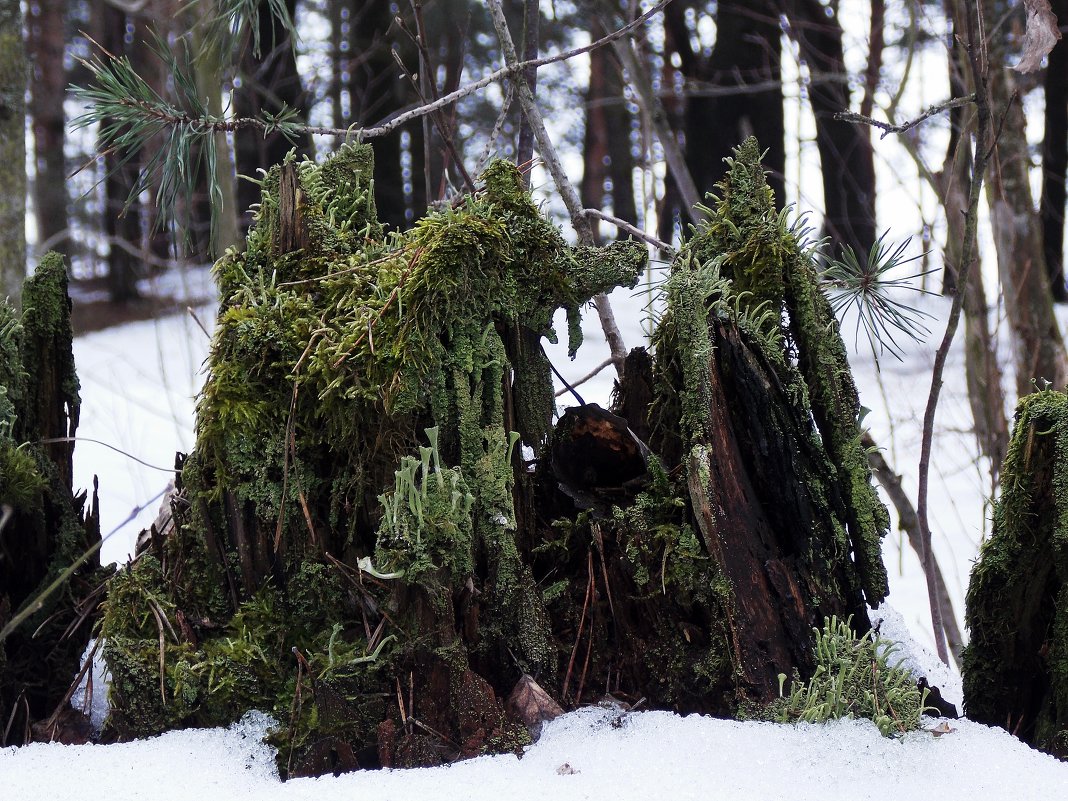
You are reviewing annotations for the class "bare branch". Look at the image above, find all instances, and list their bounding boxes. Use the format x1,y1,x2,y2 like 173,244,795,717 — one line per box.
582,208,673,254
913,7,991,666
487,0,631,372
835,94,976,140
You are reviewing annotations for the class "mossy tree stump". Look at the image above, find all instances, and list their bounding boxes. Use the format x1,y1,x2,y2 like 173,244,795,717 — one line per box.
0,254,102,746
964,389,1068,757
100,141,889,775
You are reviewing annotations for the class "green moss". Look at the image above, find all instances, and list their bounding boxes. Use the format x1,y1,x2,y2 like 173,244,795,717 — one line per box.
0,440,46,509
102,146,649,770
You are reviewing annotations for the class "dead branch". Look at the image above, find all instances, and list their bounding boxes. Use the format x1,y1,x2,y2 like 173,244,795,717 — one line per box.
487,0,630,372
835,95,976,140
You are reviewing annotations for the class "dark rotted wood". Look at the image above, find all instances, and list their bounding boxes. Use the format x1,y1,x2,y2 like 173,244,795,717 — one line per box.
0,256,102,747
613,347,655,443
686,320,868,701
550,403,649,512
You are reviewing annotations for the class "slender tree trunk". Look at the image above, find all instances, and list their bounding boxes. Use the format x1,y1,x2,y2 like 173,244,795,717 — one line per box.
0,0,26,303
1040,0,1067,302
783,0,877,257
98,1,140,302
980,0,1067,396
939,30,1008,471
27,0,67,262
346,0,426,228
685,0,785,206
581,23,637,240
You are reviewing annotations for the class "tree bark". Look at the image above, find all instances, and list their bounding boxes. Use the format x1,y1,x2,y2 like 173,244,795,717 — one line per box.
980,0,1067,396
0,0,26,304
1040,0,1067,302
27,0,68,262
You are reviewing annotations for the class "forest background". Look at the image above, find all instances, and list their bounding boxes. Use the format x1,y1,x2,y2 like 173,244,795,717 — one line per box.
0,0,1066,668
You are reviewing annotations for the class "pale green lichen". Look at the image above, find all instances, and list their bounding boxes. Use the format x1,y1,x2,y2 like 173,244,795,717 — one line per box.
763,615,929,736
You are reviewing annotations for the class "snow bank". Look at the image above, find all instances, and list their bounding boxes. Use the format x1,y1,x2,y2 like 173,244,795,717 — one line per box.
3,706,1066,801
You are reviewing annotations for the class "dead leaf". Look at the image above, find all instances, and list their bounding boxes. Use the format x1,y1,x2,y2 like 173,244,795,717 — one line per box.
1014,0,1062,73
507,673,564,739
556,762,578,775
926,721,957,737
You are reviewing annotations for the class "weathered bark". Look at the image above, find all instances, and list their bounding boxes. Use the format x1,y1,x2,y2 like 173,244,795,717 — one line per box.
27,0,68,261
979,0,1068,396
963,389,1068,758
0,254,102,746
0,0,26,304
1040,0,1067,302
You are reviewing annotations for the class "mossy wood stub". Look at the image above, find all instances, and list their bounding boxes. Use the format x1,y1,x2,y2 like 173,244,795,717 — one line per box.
964,389,1068,757
0,254,103,746
98,140,890,774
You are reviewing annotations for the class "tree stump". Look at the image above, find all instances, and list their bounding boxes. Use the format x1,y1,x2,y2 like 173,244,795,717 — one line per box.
98,141,889,774
964,389,1068,757
0,253,102,746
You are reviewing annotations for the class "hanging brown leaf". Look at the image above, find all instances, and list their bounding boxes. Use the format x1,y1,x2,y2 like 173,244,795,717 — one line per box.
1014,0,1062,73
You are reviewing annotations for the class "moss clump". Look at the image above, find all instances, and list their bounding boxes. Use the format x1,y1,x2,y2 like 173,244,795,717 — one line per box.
654,137,888,609
963,389,1068,757
101,144,646,772
761,616,929,736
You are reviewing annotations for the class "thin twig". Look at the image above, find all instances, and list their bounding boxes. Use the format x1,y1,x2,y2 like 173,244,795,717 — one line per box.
914,7,991,666
487,0,633,373
582,208,674,253
554,357,614,398
835,94,976,140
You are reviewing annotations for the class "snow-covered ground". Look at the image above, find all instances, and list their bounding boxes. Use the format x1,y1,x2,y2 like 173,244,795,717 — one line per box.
6,265,1066,798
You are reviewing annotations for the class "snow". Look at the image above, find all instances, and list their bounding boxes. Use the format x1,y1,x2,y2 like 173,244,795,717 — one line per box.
4,705,1068,800
11,238,1066,799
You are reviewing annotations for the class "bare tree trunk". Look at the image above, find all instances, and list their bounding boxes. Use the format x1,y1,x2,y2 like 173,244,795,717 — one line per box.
981,0,1068,396
98,1,141,302
27,0,68,262
233,0,310,232
939,42,1008,471
680,0,786,206
1040,0,1067,303
581,22,637,240
0,0,26,303
783,0,877,257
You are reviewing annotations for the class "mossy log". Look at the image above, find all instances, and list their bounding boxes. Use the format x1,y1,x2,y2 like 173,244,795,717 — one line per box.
99,141,889,775
963,389,1068,757
0,254,103,746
